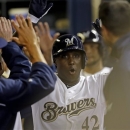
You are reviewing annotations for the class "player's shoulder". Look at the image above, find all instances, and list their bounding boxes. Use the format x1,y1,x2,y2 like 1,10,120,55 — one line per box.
83,67,111,83
81,74,98,84
100,67,113,75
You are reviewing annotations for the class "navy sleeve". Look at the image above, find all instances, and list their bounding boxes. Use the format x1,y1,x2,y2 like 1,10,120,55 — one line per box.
0,62,56,112
0,38,7,48
20,64,57,118
50,64,57,72
2,42,31,79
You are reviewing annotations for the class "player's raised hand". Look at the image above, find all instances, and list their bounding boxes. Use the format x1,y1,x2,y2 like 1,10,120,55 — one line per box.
0,17,13,42
11,15,47,64
34,22,60,65
35,22,60,53
11,15,38,47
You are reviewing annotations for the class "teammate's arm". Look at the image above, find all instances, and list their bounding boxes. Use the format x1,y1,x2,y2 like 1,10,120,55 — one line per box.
0,15,56,112
34,22,60,66
0,17,30,80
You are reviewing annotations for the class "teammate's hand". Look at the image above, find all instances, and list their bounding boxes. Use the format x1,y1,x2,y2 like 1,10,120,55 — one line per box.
0,17,13,42
34,22,60,65
11,15,38,47
11,15,47,64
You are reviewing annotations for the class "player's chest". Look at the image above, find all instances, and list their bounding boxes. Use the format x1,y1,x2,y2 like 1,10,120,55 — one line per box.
33,84,104,130
36,96,104,130
37,85,102,122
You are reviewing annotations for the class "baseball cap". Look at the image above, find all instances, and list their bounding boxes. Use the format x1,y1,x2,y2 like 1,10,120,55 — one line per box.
53,34,86,57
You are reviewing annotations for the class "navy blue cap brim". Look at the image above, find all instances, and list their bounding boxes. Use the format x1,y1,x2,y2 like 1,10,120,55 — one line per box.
0,38,8,48
53,47,86,56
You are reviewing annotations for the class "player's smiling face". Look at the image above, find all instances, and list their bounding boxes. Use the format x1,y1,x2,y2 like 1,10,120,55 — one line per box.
55,50,82,85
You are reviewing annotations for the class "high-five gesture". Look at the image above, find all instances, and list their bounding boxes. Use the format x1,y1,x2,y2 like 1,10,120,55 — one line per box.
11,15,37,47
34,22,60,65
11,15,47,64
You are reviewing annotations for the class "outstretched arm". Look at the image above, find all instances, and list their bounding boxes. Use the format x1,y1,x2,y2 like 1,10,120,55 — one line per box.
34,22,60,66
0,62,56,112
0,17,31,79
2,42,31,79
0,15,57,112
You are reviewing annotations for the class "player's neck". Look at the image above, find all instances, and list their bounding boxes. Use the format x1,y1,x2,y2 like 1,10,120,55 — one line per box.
58,75,80,88
84,60,103,74
65,79,80,88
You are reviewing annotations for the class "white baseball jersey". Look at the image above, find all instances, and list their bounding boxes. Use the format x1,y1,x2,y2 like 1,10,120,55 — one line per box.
32,70,111,130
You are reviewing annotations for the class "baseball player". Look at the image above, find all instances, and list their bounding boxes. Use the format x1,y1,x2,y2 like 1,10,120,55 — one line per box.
31,28,111,129
77,30,111,76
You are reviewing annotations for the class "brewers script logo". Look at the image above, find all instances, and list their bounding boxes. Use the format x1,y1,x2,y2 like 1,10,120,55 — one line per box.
41,98,96,122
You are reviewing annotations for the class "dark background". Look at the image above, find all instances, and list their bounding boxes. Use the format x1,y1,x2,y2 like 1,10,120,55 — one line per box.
1,0,129,34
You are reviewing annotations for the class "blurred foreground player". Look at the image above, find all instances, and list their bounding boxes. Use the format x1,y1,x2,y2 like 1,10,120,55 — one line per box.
96,0,130,129
0,15,56,130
